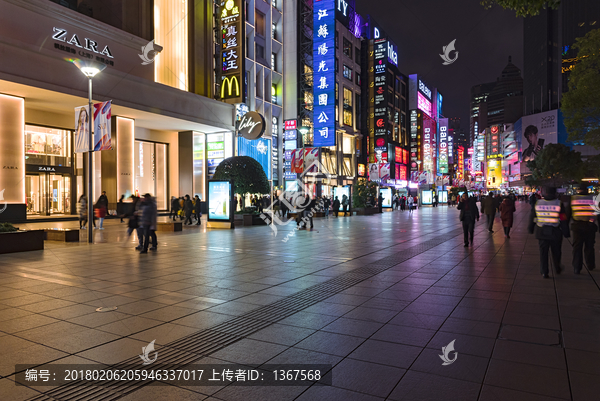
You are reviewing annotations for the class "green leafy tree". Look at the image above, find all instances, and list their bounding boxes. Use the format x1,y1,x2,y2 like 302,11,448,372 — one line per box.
480,0,560,16
525,144,584,187
562,28,600,148
213,156,270,196
352,178,378,208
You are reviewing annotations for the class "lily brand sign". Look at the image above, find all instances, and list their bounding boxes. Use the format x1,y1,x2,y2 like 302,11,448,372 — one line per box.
237,111,265,140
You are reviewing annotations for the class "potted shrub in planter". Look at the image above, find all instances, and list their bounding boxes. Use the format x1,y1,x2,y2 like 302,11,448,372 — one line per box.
213,156,271,226
353,178,378,215
0,223,44,254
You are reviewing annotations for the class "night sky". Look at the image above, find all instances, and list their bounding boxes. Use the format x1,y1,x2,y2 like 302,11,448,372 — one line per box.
355,0,524,130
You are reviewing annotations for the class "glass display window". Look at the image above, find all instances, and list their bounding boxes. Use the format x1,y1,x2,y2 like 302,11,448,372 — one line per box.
25,125,72,166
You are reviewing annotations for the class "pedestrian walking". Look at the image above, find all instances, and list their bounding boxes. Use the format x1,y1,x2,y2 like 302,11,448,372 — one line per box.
407,196,414,214
569,184,597,274
125,195,143,249
482,193,496,233
170,196,179,221
342,194,349,216
400,196,406,211
194,195,202,225
140,194,157,253
529,192,537,208
528,186,569,278
77,195,89,229
332,196,341,217
324,196,331,217
378,192,384,214
499,197,516,238
117,195,125,223
184,195,194,225
458,192,480,247
96,191,108,230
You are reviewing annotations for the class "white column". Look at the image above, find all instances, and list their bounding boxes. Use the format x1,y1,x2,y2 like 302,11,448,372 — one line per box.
0,94,25,204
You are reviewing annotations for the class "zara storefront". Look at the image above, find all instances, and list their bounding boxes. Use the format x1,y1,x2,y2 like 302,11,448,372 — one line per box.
0,0,235,222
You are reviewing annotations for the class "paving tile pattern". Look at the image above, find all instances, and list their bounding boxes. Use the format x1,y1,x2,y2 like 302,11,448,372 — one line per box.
0,205,598,400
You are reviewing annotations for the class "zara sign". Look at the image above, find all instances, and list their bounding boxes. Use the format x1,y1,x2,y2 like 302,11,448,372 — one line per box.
52,27,114,58
237,111,266,140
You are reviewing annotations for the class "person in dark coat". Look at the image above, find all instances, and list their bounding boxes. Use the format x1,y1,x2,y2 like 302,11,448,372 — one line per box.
458,193,480,247
499,197,516,238
481,193,496,233
96,191,108,230
342,194,350,216
140,194,157,253
125,195,143,249
378,193,384,214
184,195,194,225
194,195,202,225
332,196,341,217
117,195,125,223
170,196,179,221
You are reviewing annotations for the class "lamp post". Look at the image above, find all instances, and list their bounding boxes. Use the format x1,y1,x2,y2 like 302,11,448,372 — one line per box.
74,60,106,244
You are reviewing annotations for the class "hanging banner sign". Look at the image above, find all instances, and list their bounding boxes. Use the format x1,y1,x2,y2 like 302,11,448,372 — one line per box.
93,100,112,151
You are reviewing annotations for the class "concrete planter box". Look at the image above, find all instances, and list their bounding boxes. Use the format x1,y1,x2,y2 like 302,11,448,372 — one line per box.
44,228,79,242
156,222,183,232
0,230,44,254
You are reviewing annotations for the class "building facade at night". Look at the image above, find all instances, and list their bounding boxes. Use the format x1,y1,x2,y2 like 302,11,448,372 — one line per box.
0,0,235,222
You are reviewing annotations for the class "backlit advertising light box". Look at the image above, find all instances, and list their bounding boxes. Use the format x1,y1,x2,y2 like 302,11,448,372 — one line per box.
379,188,392,208
421,190,433,205
208,180,233,222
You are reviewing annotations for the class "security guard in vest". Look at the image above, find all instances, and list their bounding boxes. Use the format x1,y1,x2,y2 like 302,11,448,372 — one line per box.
569,184,598,274
528,186,569,278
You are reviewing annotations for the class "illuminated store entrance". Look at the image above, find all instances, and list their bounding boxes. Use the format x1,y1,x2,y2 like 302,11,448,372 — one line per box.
25,172,71,215
24,125,74,215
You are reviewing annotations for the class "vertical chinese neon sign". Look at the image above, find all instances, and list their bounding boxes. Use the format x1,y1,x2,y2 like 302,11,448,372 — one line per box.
220,0,244,102
313,0,336,147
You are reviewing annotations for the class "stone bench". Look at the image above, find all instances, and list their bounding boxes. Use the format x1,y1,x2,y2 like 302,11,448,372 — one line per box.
44,228,79,242
156,222,183,232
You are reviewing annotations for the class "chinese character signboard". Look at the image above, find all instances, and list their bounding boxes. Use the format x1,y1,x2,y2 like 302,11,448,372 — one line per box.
313,0,336,147
220,0,244,103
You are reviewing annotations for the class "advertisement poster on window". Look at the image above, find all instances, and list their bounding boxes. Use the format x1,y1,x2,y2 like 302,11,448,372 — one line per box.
379,188,392,208
208,180,233,222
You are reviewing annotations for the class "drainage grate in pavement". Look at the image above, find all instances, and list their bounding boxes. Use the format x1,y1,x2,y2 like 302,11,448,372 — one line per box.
498,324,563,347
28,228,464,401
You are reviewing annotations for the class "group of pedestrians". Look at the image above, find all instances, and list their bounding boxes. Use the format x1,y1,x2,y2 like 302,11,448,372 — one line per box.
170,195,202,225
529,184,597,278
77,191,109,230
124,194,158,253
391,195,417,212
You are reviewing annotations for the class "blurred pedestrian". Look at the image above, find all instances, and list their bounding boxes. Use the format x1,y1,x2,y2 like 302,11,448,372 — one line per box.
140,194,157,253
184,195,193,225
333,196,340,217
170,196,179,221
458,192,479,247
408,196,414,214
528,186,569,278
117,194,125,223
194,195,202,225
125,195,143,250
499,197,516,238
342,194,349,216
482,193,496,233
96,191,108,230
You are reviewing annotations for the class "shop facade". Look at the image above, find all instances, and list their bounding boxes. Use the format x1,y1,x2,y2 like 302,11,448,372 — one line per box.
0,0,235,222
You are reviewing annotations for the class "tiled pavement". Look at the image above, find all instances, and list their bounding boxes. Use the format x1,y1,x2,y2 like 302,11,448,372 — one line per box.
0,204,599,400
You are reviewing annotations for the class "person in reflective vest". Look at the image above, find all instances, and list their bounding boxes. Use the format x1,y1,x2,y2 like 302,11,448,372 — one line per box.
569,184,598,273
528,186,569,278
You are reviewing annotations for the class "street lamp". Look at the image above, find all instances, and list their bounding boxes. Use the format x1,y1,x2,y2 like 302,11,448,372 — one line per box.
74,59,106,244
